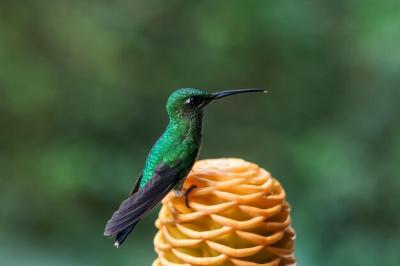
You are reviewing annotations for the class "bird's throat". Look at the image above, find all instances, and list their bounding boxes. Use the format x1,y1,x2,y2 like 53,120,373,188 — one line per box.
170,111,203,145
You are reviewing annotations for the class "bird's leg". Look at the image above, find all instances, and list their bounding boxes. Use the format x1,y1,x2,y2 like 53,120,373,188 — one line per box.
184,184,197,208
173,179,185,197
173,179,197,208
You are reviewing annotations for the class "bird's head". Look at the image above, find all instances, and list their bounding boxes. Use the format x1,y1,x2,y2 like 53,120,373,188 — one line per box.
166,88,266,119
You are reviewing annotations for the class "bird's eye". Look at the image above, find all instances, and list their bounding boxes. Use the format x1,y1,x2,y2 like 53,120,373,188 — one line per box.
185,97,200,106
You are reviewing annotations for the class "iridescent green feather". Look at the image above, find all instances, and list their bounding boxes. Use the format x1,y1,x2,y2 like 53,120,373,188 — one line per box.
140,88,210,188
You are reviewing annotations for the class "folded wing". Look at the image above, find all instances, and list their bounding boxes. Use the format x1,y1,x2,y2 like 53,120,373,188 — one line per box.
104,163,180,237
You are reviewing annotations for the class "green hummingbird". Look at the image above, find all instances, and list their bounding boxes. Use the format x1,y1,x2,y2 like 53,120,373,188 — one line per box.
104,88,265,247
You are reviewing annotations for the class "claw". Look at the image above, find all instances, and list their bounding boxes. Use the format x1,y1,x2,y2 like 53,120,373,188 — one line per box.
184,185,197,208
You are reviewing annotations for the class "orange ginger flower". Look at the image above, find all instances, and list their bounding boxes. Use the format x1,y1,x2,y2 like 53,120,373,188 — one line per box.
153,158,296,266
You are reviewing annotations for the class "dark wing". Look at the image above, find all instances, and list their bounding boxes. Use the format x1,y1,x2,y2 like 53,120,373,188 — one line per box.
130,174,143,195
104,163,180,237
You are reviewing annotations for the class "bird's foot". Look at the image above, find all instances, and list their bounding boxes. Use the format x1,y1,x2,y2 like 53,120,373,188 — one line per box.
173,189,184,197
184,185,197,209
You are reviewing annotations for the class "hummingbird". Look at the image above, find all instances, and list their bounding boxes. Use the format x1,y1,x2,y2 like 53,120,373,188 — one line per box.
104,88,266,247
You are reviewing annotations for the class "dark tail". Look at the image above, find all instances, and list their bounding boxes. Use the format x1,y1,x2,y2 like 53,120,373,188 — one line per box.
114,221,139,247
105,164,179,247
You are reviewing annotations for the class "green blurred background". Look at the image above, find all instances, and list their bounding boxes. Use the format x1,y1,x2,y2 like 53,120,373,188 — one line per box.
1,0,399,265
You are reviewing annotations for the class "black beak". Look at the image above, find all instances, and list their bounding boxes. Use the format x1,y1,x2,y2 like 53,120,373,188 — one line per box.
211,88,267,100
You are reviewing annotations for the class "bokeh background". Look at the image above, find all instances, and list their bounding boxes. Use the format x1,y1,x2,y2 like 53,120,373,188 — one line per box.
1,1,399,265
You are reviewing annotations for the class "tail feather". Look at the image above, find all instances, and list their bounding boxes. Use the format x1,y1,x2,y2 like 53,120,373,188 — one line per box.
104,163,181,246
114,222,138,247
